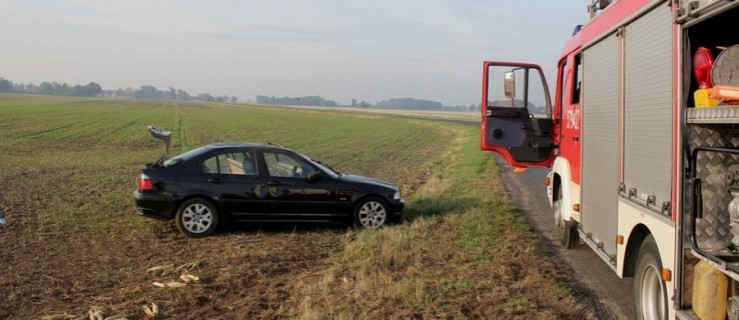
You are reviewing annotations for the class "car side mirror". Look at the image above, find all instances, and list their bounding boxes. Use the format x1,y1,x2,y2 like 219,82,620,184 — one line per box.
307,170,324,183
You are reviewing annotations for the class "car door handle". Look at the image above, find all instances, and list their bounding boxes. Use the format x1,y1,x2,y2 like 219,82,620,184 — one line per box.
208,178,222,184
267,181,281,186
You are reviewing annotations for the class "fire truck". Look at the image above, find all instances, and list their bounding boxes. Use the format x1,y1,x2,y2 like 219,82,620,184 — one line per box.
481,0,739,319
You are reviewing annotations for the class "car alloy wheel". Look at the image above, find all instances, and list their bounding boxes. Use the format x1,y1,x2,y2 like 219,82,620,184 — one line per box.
176,198,219,238
354,197,388,229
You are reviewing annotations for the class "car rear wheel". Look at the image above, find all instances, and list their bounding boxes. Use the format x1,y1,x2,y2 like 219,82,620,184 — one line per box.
353,197,388,229
176,198,219,238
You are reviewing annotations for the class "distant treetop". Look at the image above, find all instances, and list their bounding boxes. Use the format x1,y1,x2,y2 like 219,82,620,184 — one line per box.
0,76,236,103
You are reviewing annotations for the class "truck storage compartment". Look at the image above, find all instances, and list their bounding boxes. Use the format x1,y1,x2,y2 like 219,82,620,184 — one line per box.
682,3,739,313
684,5,739,111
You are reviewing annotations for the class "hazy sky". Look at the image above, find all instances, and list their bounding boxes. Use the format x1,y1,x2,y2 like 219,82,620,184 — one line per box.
1,1,587,106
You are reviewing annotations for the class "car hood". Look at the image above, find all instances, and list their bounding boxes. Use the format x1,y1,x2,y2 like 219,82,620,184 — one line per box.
336,173,398,190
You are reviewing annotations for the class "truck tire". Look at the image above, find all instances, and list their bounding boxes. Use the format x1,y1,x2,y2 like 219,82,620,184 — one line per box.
554,186,563,228
556,186,578,249
634,234,667,320
561,219,578,249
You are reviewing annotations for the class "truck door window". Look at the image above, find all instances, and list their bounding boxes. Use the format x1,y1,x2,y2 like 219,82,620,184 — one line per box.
558,60,568,110
486,66,550,118
571,54,582,104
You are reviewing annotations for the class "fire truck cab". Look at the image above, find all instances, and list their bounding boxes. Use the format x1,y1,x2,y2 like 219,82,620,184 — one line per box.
481,1,739,319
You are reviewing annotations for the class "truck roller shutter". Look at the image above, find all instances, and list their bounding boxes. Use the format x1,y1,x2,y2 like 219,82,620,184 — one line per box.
581,32,620,258
623,4,673,213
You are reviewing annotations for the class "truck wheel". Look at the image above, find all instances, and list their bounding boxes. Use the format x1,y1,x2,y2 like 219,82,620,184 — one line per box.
561,219,578,249
554,186,563,228
634,234,667,320
555,185,577,249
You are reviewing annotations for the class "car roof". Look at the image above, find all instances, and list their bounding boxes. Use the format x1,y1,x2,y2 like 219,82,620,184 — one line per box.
204,142,264,149
202,142,291,151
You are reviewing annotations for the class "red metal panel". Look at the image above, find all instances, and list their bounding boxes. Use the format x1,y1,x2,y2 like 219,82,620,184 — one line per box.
581,0,653,44
557,0,656,183
671,5,680,222
562,0,653,58
480,61,555,168
559,54,583,184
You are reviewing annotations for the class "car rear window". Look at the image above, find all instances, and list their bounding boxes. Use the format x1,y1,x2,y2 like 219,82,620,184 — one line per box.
163,146,208,167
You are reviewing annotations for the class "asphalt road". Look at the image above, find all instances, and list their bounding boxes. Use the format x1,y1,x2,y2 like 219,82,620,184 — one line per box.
494,156,635,319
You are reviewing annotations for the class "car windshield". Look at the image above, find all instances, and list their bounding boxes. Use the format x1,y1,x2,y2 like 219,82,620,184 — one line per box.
163,146,208,167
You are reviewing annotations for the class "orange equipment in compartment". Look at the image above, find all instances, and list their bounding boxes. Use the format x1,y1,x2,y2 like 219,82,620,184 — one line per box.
693,47,720,107
709,44,739,105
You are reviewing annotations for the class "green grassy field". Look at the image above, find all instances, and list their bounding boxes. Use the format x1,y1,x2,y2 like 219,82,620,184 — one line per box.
0,94,579,319
0,94,441,233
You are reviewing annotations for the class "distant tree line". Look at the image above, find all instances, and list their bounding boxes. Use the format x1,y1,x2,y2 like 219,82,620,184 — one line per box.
374,98,478,112
375,97,444,110
257,94,478,112
121,85,237,103
1,75,478,111
256,95,337,107
0,77,238,103
1,78,102,97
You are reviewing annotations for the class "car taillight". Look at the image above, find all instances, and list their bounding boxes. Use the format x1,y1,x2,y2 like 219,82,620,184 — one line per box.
137,173,154,191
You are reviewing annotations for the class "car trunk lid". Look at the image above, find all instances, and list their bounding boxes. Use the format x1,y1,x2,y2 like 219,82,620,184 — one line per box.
147,125,172,168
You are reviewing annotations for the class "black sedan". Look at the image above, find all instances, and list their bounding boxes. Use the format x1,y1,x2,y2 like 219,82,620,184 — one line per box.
134,126,404,237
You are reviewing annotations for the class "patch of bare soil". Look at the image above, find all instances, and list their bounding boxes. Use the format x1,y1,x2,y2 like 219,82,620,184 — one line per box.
0,214,348,319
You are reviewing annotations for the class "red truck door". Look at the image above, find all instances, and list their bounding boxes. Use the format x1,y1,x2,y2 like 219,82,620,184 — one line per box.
480,61,556,168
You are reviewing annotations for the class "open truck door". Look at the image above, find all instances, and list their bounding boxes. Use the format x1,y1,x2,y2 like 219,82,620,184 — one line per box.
481,61,556,168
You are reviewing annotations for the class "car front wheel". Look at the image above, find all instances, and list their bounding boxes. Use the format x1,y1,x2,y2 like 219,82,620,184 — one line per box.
353,197,388,229
176,198,219,238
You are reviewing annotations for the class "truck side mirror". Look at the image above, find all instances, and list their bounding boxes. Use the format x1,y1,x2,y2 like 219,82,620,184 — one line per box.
504,71,516,100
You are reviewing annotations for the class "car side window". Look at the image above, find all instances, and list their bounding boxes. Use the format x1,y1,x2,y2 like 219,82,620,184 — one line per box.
262,151,315,178
201,156,220,174
200,150,258,175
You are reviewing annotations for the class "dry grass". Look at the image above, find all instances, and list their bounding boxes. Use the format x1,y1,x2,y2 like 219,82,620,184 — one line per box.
281,128,579,319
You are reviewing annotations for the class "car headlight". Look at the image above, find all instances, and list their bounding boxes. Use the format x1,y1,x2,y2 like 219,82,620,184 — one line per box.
393,191,402,200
